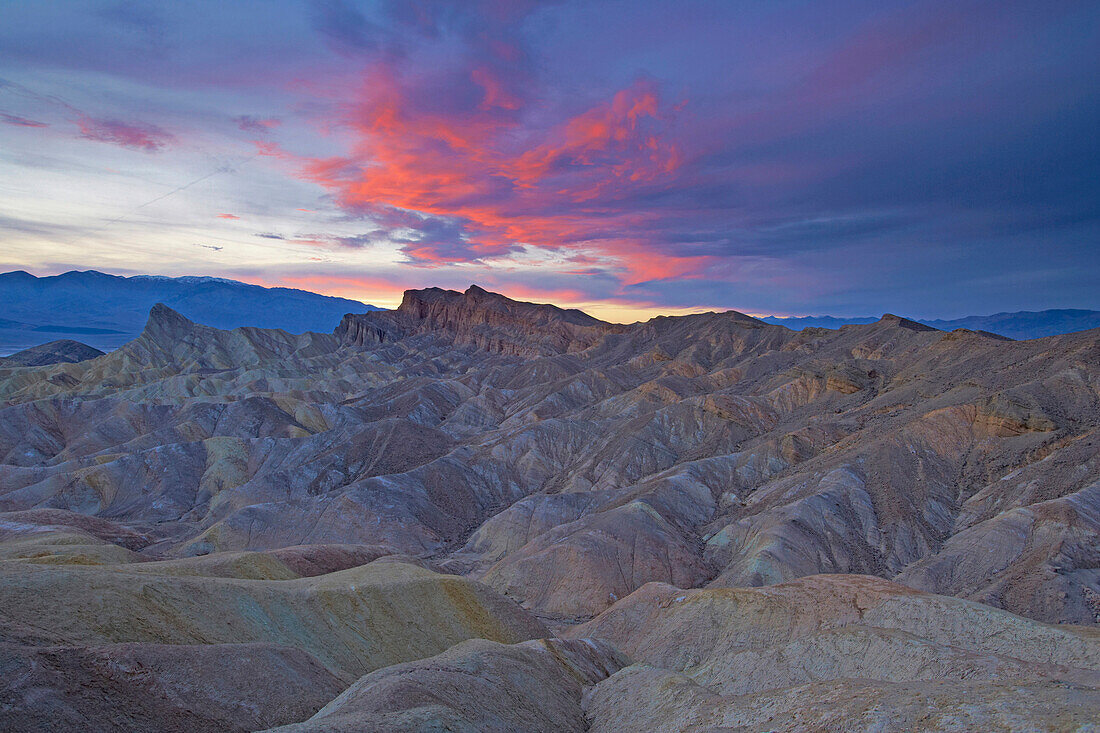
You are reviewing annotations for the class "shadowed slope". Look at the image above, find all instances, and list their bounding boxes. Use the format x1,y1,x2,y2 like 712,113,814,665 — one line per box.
0,642,345,733
0,340,104,367
0,559,545,678
265,638,628,733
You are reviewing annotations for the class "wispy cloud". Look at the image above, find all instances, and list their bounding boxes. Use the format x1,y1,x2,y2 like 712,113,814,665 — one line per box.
0,111,47,127
235,115,280,136
76,115,174,152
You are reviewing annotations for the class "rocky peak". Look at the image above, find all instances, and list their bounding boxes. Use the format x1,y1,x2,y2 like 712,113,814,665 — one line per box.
142,303,196,343
878,313,939,331
465,283,491,298
97,302,202,368
340,285,621,356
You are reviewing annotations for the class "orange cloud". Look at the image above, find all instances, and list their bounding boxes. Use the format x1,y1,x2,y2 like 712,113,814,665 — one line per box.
275,64,712,287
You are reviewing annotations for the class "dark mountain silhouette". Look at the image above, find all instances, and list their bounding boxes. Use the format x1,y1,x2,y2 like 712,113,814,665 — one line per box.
763,308,1100,339
0,339,104,367
0,270,379,355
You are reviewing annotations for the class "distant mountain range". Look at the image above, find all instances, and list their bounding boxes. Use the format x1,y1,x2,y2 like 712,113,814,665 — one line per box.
762,309,1100,340
0,270,379,355
2,269,1097,356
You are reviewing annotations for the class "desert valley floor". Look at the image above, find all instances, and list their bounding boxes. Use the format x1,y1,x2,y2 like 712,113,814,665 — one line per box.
2,285,1100,731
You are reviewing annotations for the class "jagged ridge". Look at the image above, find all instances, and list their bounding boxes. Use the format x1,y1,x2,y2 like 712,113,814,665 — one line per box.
337,285,627,356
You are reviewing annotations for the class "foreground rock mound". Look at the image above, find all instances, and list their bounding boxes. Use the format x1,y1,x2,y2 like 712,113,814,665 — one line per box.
0,642,344,733
265,638,628,733
0,554,548,731
572,574,1100,731
586,672,1100,732
0,558,544,678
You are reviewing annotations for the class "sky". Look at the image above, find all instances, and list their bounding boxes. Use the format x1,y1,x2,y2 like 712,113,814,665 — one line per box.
1,0,1097,322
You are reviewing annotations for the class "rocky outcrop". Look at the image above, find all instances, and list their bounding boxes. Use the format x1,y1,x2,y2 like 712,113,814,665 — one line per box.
0,340,104,367
337,285,625,356
586,670,1100,732
570,575,1100,676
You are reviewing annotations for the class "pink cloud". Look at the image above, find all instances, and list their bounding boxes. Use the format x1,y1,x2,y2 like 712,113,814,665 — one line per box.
76,115,173,152
0,112,48,128
271,62,708,286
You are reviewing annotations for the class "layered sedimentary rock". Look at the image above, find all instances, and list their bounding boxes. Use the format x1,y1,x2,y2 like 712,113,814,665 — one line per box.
0,555,545,731
265,637,628,733
2,284,1100,728
3,289,1099,624
0,559,544,677
337,284,625,356
574,574,1100,731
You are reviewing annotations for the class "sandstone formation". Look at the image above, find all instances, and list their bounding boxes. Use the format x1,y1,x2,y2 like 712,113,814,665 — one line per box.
336,284,625,356
2,284,1099,728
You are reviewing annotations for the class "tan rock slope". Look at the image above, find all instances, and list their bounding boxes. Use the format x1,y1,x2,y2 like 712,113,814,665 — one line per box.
0,559,544,678
0,553,546,731
2,285,1100,729
574,574,1100,731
